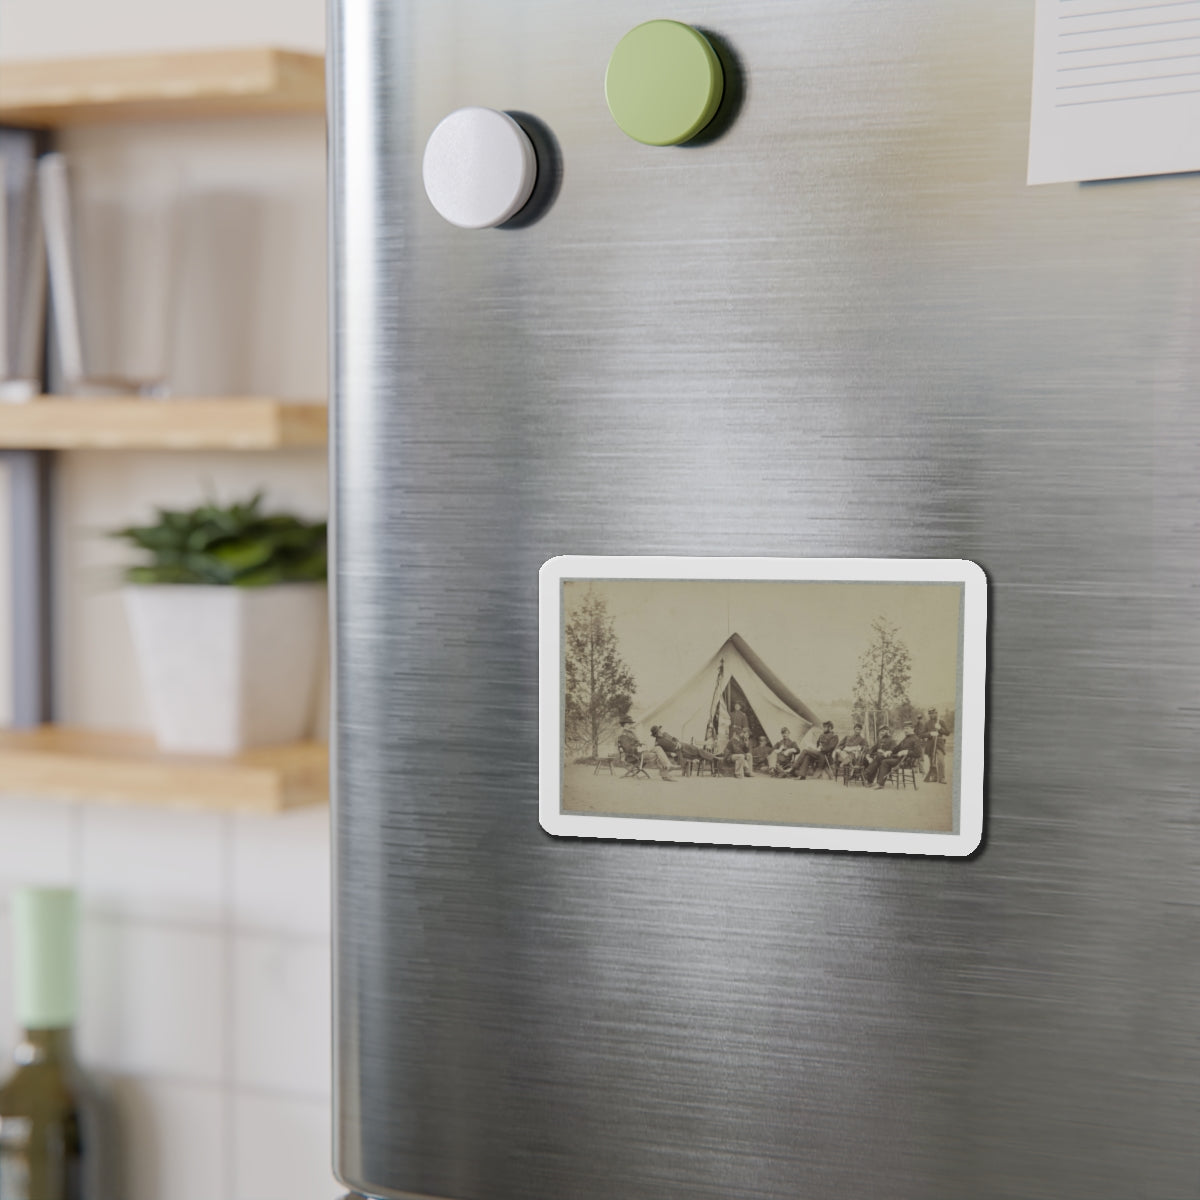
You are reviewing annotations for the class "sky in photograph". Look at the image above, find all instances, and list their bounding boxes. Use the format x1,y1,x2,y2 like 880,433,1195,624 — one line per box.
563,578,962,715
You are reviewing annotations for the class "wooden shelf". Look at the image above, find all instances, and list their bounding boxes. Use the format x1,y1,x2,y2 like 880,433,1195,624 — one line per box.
0,397,327,450
0,48,325,127
0,726,327,813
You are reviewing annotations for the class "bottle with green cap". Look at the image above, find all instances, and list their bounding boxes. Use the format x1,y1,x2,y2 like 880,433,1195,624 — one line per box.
0,888,96,1200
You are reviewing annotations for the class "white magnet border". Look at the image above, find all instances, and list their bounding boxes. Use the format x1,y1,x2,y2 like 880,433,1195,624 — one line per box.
539,556,986,857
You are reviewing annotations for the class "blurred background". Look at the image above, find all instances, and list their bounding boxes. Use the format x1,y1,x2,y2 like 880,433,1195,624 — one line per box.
0,0,335,1197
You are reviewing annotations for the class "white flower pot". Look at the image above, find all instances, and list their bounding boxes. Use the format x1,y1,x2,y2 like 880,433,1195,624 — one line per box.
124,583,326,756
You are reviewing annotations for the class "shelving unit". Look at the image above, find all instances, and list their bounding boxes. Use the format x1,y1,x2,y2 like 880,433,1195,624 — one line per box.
0,48,325,126
0,49,330,811
0,726,327,813
0,397,327,450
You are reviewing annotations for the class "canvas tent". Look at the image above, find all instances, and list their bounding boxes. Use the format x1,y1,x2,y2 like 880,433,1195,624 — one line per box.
636,633,822,748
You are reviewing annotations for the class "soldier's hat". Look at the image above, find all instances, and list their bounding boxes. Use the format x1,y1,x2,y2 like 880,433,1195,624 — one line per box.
650,725,660,735
619,716,634,726
822,720,834,728
928,707,937,714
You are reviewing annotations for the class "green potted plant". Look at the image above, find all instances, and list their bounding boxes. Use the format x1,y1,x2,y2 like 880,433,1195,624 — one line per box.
112,494,327,755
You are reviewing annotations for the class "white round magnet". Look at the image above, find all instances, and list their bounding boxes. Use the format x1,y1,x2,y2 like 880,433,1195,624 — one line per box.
422,107,538,229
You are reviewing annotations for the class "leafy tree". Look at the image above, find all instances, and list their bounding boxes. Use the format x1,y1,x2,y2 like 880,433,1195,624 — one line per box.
564,589,636,758
852,617,912,732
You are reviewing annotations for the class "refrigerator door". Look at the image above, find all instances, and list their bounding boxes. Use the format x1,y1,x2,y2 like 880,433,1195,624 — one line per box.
329,2,1200,1198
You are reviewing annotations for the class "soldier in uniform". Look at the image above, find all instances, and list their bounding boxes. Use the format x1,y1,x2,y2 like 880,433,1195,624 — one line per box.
721,724,754,778
770,728,800,776
924,707,949,784
651,724,715,775
868,722,923,790
750,735,773,774
789,722,823,777
796,720,839,779
862,726,896,787
833,722,868,775
617,717,674,781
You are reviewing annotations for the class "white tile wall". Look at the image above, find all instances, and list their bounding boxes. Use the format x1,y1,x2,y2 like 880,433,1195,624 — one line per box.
107,1076,227,1200
232,1093,339,1200
80,917,226,1081
0,801,334,1196
232,807,331,937
233,935,331,1098
0,796,78,885
80,805,225,925
0,798,81,1063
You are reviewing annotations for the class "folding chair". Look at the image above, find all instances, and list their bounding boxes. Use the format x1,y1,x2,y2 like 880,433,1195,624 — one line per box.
620,751,651,779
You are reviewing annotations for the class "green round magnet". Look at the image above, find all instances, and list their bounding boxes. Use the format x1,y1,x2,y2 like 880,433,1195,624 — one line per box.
605,20,724,146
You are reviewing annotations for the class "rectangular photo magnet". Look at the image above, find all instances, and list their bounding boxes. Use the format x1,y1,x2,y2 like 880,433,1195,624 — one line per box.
539,557,986,856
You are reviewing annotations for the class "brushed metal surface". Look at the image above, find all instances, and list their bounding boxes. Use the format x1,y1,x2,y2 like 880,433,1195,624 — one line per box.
330,2,1200,1197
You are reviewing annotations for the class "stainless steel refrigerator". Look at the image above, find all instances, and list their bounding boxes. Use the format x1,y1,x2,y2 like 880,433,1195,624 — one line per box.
328,2,1200,1197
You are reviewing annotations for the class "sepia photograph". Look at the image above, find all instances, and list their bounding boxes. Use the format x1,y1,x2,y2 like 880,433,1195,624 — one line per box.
540,558,985,855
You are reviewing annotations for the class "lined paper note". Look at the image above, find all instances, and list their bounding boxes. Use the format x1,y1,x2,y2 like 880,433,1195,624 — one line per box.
1028,0,1200,183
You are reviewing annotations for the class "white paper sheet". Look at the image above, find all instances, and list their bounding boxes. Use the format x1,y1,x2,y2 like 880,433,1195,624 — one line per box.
1028,0,1200,184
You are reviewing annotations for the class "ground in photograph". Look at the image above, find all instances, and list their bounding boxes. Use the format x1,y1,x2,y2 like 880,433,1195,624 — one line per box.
561,763,953,833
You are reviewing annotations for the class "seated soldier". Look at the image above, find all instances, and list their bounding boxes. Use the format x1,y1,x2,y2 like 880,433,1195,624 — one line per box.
787,723,823,778
834,722,868,774
721,725,753,779
770,728,800,776
649,725,679,766
796,720,839,780
868,722,923,790
750,735,773,774
652,724,715,775
617,716,674,782
862,726,896,787
615,719,643,774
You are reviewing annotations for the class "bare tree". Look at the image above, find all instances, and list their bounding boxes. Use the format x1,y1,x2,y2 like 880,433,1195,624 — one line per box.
564,588,636,758
852,616,913,732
